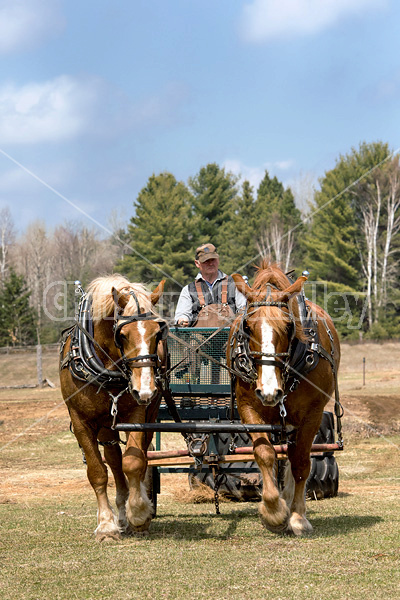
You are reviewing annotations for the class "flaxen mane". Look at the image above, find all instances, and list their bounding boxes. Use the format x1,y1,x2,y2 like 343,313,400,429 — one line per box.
87,274,159,321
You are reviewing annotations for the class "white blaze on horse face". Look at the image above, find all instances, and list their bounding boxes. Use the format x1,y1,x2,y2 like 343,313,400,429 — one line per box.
259,321,279,397
135,320,153,402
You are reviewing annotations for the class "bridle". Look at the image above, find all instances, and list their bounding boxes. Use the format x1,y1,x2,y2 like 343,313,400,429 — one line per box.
230,292,297,387
112,289,168,379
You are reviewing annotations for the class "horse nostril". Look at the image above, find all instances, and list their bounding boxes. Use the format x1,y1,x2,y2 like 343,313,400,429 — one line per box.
275,388,284,402
130,388,140,402
255,388,265,401
148,389,158,404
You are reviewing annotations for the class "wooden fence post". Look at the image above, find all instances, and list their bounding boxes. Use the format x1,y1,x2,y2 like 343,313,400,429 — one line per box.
37,344,43,388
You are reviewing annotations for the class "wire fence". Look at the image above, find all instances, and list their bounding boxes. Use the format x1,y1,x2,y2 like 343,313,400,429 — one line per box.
0,343,59,355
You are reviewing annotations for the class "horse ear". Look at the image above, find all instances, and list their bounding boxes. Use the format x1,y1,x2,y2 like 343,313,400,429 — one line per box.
276,275,308,303
112,287,130,311
151,280,165,305
231,273,255,301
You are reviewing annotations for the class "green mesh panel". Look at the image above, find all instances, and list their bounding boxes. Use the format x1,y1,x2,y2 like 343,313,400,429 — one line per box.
168,327,230,388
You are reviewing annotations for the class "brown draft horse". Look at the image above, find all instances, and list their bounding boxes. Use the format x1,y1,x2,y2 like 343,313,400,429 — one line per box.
228,262,340,536
60,275,166,541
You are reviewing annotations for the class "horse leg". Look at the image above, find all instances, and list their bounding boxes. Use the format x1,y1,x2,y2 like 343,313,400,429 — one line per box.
236,399,289,533
97,428,130,535
285,421,321,536
252,434,290,533
70,413,121,542
122,426,153,535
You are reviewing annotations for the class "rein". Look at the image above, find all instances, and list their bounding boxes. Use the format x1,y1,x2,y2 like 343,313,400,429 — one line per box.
112,289,168,373
229,287,344,444
229,298,296,386
62,286,168,390
247,300,295,370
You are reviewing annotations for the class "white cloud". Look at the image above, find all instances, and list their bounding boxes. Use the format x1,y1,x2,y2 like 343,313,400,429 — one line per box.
241,0,387,42
224,158,294,191
0,76,191,146
0,0,65,54
0,75,103,144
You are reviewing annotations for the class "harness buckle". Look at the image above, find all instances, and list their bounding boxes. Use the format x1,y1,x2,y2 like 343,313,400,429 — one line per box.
279,395,287,418
305,354,315,366
74,280,84,297
289,378,300,393
109,387,128,429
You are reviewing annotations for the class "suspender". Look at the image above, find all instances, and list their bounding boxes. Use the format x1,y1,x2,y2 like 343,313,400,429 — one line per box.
221,279,228,304
195,277,228,307
195,281,206,307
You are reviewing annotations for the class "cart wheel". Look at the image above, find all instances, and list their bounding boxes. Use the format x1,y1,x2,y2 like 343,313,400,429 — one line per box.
306,455,339,500
313,411,336,447
144,465,160,517
144,442,159,518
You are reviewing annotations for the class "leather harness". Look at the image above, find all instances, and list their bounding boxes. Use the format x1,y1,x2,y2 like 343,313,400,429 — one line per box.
60,291,168,393
228,279,343,443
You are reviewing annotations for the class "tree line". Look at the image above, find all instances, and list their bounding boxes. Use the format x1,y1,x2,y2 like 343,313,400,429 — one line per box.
0,140,399,346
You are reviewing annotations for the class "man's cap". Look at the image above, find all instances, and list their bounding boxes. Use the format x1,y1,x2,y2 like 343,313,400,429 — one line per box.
195,243,219,263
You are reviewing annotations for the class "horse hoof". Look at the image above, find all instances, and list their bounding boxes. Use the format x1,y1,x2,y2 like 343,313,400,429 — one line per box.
131,517,151,536
259,499,290,535
132,529,150,537
96,531,121,543
287,514,313,537
261,518,290,535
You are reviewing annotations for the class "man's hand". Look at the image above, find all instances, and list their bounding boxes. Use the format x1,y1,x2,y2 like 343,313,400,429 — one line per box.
177,318,189,326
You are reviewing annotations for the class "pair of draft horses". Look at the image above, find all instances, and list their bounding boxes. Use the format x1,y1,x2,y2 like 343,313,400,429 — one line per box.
60,262,340,541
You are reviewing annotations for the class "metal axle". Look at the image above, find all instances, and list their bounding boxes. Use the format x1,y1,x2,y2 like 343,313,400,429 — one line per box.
115,422,281,434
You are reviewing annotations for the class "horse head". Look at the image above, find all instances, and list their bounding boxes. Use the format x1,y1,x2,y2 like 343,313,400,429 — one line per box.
231,272,307,407
112,280,167,406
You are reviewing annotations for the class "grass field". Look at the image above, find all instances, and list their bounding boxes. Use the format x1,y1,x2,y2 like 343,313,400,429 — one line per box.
0,343,399,600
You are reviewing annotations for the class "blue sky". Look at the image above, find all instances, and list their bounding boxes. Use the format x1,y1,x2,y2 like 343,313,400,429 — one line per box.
0,0,399,235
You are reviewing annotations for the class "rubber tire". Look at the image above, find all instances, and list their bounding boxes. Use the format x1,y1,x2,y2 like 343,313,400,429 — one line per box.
188,411,339,502
144,465,159,518
306,455,339,500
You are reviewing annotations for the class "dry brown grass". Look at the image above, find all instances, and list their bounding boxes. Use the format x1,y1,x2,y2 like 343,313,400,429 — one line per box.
0,344,399,600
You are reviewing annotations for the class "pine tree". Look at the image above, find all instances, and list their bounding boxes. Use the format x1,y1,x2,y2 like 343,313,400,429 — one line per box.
255,171,304,271
188,163,239,256
117,172,197,287
221,180,259,277
0,269,36,346
305,142,390,287
303,141,394,338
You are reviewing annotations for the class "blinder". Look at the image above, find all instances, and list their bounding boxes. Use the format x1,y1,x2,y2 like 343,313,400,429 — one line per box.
112,289,168,376
231,297,296,387
156,320,169,342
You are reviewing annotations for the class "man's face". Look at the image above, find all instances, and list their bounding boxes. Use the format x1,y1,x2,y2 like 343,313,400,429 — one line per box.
195,257,220,281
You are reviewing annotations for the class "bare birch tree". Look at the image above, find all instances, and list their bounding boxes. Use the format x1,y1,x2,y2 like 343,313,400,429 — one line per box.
0,207,15,284
257,216,294,272
378,158,400,312
356,157,400,327
52,221,117,282
14,221,53,342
